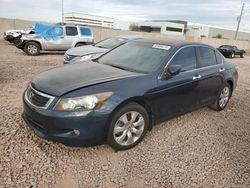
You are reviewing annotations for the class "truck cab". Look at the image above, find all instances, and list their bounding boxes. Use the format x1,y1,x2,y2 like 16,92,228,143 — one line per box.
16,23,94,56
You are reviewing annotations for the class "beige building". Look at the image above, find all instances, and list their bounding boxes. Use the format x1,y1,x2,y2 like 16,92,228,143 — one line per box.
186,22,250,41
63,12,114,28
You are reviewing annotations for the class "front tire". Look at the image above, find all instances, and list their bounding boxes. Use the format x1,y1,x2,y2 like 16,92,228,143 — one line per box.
107,103,149,150
209,83,231,111
230,52,235,58
24,42,40,56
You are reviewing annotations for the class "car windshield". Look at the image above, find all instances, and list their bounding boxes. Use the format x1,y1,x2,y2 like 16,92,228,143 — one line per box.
219,45,231,49
97,43,170,73
95,37,127,49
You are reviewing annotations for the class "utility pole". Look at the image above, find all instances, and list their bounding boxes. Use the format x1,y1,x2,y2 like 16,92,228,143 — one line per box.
62,0,64,23
234,3,245,40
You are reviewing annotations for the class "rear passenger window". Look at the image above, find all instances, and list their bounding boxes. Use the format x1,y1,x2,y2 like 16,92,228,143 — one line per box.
198,47,217,67
65,27,78,36
80,27,92,36
169,47,197,72
215,51,222,64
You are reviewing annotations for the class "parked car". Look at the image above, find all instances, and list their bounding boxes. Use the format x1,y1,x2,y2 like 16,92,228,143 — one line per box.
22,39,238,150
217,45,245,58
16,23,94,56
63,35,143,64
4,23,51,45
4,27,34,44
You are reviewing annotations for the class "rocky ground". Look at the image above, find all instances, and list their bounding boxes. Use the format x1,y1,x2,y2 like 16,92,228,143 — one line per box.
0,41,250,188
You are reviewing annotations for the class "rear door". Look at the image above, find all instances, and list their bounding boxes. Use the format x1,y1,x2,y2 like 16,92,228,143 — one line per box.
196,46,224,106
62,26,78,49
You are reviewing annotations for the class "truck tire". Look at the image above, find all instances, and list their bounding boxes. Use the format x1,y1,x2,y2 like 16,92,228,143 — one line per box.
24,42,40,56
240,53,245,58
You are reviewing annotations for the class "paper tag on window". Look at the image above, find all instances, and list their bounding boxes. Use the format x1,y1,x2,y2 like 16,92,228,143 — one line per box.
152,44,171,50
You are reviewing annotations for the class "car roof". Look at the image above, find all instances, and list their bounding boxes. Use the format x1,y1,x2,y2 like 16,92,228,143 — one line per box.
129,38,213,49
113,35,144,41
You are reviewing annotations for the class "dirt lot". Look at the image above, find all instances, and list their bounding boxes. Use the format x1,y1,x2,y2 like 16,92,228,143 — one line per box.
0,41,250,188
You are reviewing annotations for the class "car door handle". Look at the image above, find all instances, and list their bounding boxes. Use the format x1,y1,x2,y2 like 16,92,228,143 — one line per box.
219,68,225,72
192,75,202,80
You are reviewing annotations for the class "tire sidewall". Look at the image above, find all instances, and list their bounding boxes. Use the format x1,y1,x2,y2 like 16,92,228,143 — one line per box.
216,83,231,111
107,103,149,150
231,52,235,58
24,42,40,56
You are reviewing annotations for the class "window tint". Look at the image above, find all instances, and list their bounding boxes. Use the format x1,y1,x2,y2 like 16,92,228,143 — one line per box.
198,47,217,67
215,51,222,64
98,43,170,73
166,27,183,33
80,27,92,36
95,37,126,49
169,47,197,71
65,27,78,36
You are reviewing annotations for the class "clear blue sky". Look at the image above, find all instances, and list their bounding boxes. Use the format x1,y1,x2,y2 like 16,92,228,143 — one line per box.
0,0,249,31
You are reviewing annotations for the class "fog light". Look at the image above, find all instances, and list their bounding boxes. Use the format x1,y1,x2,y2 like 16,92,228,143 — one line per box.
73,129,80,136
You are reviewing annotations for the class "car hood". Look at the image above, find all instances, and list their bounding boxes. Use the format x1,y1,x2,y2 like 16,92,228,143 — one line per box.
31,61,142,96
66,45,109,56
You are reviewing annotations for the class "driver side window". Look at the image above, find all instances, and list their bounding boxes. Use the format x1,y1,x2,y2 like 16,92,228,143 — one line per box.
169,46,197,72
48,26,63,36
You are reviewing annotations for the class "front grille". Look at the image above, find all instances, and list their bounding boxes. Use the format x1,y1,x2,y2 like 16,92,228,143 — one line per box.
25,86,54,108
64,54,78,62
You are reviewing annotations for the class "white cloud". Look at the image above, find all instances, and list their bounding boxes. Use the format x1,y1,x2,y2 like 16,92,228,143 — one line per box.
0,0,249,31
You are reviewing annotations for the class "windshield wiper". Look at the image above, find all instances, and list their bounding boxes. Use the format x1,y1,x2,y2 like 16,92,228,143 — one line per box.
107,64,127,70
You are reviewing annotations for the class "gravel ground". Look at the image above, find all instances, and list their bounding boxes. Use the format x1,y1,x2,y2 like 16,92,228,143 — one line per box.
0,41,250,188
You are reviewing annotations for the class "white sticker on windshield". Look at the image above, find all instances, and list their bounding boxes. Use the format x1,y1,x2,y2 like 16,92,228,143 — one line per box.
118,38,126,42
152,44,171,51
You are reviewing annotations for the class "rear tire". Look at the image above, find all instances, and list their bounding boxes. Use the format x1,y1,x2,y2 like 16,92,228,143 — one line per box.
107,103,149,150
75,43,86,47
240,53,245,58
230,52,235,58
209,83,231,111
24,42,40,56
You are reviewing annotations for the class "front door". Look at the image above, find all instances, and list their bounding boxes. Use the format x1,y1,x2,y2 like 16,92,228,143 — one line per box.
150,46,201,121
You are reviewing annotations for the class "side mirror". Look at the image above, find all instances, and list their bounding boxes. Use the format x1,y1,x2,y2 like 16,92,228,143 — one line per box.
168,65,182,75
161,65,182,79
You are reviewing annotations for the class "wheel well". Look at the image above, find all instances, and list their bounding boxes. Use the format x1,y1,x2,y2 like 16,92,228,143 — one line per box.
25,40,42,50
104,98,154,139
227,80,234,97
75,42,86,47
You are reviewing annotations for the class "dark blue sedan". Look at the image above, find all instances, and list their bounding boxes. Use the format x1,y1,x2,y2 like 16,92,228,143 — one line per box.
22,39,238,150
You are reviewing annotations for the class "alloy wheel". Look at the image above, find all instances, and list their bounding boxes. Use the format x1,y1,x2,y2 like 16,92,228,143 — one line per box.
27,45,38,54
219,86,230,108
113,111,145,146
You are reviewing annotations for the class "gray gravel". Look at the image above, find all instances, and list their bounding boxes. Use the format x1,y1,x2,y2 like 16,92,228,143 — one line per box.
0,41,250,188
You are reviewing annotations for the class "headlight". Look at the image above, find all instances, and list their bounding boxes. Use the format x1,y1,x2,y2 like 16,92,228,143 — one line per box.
79,54,97,62
54,92,113,111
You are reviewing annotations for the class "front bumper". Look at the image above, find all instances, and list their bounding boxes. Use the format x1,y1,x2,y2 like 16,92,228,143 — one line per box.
4,35,14,42
22,99,110,147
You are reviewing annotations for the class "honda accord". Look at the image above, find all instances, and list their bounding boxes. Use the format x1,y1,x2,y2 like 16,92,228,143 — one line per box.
22,39,238,150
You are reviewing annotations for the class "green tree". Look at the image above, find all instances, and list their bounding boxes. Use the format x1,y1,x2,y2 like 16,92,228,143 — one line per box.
214,33,222,39
129,23,139,31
